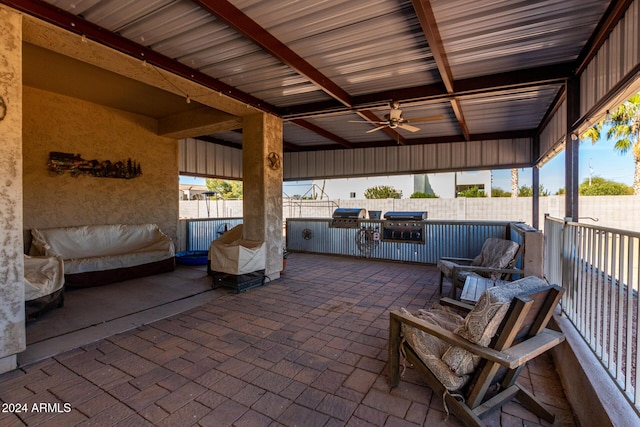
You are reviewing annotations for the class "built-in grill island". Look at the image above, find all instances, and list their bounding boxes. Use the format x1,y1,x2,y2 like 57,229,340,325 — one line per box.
287,216,532,265
382,211,427,243
330,208,367,228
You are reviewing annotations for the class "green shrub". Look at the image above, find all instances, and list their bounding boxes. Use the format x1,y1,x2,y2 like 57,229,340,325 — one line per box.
457,186,486,198
518,185,550,197
491,188,511,197
410,192,438,198
579,177,633,195
364,185,401,199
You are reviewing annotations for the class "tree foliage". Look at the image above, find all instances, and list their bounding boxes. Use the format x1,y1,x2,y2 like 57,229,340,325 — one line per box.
491,188,511,197
579,176,633,196
518,185,550,197
457,186,486,198
583,93,640,194
364,185,401,199
607,93,640,194
205,179,243,199
410,191,439,198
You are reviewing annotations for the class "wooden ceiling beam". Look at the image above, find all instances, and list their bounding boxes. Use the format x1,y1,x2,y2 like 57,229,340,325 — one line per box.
281,63,570,118
411,0,470,140
193,0,353,108
1,0,278,115
287,129,536,151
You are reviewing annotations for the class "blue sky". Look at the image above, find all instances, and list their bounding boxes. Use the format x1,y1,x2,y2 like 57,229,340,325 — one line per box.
181,136,636,196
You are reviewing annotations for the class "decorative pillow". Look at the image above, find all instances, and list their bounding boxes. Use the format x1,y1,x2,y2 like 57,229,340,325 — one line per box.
480,238,520,268
455,276,550,346
399,306,472,391
470,238,520,278
441,345,479,375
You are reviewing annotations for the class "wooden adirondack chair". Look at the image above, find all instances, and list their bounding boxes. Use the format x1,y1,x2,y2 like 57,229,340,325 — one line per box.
389,276,565,427
437,237,524,298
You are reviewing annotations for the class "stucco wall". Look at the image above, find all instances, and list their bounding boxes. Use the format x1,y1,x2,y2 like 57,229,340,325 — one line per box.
0,6,25,372
23,86,178,244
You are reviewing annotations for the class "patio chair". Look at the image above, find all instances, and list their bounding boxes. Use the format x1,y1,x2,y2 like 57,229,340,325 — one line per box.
437,237,523,298
388,276,564,427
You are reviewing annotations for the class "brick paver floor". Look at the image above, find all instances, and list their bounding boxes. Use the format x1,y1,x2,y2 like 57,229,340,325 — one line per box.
0,253,576,426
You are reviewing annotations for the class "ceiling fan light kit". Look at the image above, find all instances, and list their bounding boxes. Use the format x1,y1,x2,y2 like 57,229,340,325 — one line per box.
355,101,443,133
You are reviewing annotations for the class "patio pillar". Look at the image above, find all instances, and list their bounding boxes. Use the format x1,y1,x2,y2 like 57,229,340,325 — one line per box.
242,113,283,280
565,76,580,221
532,165,540,229
0,5,26,374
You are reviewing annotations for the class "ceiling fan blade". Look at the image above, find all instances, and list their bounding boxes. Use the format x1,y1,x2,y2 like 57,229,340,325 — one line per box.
404,114,444,123
398,123,420,132
366,125,387,133
348,120,386,124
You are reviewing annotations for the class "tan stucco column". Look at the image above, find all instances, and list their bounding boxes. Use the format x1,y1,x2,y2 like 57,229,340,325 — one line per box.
0,6,26,373
242,113,283,279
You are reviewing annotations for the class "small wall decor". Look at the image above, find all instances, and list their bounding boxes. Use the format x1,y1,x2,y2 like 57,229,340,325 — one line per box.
267,152,281,170
48,152,142,179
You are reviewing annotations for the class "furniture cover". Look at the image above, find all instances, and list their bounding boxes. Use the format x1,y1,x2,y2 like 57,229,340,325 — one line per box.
208,224,265,275
24,255,65,320
30,223,175,287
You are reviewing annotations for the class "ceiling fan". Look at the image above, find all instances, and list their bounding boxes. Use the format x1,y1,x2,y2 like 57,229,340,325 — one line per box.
353,101,443,133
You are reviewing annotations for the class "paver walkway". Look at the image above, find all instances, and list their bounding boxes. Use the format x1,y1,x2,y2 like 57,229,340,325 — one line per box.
0,253,575,426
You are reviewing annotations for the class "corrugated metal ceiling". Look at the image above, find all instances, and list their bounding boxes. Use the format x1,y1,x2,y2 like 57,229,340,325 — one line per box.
432,0,611,79
31,0,618,154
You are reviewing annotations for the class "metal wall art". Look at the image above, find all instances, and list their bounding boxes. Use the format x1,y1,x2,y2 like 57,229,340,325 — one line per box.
48,152,142,179
267,152,281,170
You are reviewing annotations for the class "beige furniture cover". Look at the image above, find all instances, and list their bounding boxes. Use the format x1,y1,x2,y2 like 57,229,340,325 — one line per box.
24,255,64,301
208,224,266,275
30,224,175,275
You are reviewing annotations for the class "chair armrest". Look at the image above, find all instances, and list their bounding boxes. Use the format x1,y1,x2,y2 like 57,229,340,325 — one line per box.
439,297,474,312
500,329,565,367
391,310,510,366
390,310,565,370
440,257,474,265
452,265,524,276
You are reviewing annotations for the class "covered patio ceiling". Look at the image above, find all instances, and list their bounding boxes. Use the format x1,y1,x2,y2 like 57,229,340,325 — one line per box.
6,0,629,157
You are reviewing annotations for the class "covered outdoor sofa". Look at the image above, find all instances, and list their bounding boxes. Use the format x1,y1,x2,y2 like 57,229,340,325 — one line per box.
29,223,175,287
24,254,65,321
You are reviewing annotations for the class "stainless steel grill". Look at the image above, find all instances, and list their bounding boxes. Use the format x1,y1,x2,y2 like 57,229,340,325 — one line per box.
383,211,428,221
330,208,367,229
382,211,427,243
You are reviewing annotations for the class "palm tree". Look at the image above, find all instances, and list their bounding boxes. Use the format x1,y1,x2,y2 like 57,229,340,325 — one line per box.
580,94,640,194
510,168,518,197
580,123,601,144
607,93,640,194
